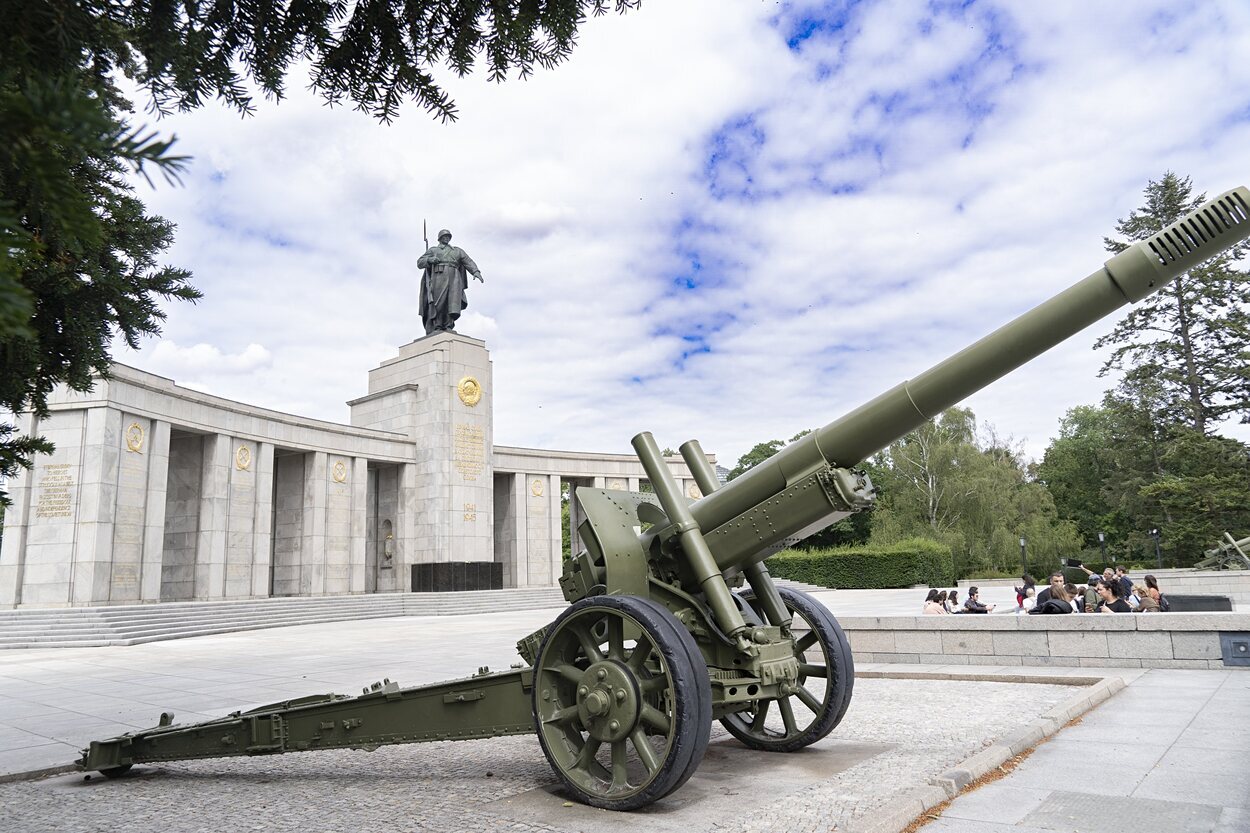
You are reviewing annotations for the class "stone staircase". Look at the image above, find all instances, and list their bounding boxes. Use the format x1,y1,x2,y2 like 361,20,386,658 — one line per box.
0,580,832,650
0,588,566,650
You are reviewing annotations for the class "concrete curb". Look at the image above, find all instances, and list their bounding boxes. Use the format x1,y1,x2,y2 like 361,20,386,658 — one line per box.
846,672,1125,833
0,763,76,784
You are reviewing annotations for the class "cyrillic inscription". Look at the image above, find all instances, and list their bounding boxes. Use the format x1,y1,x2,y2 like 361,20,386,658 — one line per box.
35,463,75,519
453,424,485,481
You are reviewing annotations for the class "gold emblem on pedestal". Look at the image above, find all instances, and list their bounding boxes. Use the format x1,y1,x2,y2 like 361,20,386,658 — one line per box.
457,376,483,407
124,422,144,453
332,460,348,483
531,478,545,497
235,445,252,471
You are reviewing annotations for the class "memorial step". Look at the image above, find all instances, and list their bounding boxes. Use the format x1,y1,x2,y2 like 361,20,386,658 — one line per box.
0,588,568,648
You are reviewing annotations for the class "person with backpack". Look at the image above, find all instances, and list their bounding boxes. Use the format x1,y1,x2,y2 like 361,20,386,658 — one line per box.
1144,574,1170,611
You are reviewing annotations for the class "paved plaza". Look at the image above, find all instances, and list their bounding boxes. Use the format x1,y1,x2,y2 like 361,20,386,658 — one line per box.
0,594,1246,833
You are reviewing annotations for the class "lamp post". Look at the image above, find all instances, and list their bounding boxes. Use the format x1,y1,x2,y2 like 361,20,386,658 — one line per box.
1019,537,1027,573
1151,528,1162,569
1098,531,1106,566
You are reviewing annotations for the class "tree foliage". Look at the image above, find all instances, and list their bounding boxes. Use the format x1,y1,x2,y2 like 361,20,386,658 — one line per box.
1037,172,1250,567
1037,388,1250,566
868,408,1081,578
1,0,638,502
1095,172,1250,434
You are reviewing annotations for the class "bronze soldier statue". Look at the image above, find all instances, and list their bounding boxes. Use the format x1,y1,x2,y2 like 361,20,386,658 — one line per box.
417,229,484,335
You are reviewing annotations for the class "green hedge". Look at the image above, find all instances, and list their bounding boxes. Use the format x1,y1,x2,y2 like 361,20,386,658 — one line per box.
767,538,954,589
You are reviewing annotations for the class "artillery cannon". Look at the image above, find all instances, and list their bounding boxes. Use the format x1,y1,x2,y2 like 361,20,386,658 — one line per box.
81,186,1250,809
1196,532,1250,570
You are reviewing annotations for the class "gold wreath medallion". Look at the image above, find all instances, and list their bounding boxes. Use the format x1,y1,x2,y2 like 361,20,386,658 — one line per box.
530,478,544,497
124,422,144,453
609,479,625,490
457,376,483,407
687,482,702,499
235,445,252,471
332,460,348,483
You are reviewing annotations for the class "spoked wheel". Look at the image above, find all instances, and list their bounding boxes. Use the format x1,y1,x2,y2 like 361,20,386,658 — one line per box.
720,586,854,752
532,595,711,810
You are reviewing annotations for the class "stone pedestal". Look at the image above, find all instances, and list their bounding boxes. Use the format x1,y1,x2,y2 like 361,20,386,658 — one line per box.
349,332,494,575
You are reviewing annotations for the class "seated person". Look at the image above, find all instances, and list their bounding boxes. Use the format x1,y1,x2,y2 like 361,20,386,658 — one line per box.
1144,574,1170,612
1082,577,1103,612
1014,574,1036,611
1097,579,1132,613
1063,582,1081,612
922,588,946,615
1035,571,1065,606
1020,586,1036,612
1134,584,1160,612
946,590,960,613
963,587,994,614
1116,566,1134,601
1029,583,1073,614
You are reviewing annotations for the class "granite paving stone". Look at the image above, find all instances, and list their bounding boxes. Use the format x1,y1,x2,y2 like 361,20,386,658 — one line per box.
0,610,1081,833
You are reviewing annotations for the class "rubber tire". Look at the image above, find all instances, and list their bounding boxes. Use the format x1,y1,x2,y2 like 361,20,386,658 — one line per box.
719,586,854,752
532,595,712,810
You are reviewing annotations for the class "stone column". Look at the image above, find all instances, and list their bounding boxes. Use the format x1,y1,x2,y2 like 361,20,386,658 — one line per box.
350,457,368,593
568,480,583,558
323,456,352,595
524,473,553,587
512,473,529,587
301,451,328,595
251,442,275,598
194,433,230,600
396,462,419,591
0,413,38,608
627,476,640,492
138,419,170,602
223,437,261,599
548,474,562,587
73,407,123,606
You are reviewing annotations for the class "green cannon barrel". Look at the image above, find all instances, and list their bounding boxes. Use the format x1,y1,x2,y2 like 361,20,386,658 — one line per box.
688,186,1250,572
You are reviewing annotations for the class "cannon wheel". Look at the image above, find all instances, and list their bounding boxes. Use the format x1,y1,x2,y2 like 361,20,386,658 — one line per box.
720,586,854,752
532,595,711,810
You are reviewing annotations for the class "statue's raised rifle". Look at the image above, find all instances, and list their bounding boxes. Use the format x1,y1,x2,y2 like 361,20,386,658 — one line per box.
81,186,1250,810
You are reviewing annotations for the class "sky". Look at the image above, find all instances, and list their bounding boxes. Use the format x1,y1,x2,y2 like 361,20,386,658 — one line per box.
114,0,1250,469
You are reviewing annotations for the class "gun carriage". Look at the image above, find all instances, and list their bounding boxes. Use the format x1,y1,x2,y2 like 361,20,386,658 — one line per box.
81,187,1250,810
1196,532,1250,570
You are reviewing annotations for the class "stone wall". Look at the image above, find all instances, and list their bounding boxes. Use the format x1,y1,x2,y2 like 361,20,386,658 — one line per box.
840,612,1250,669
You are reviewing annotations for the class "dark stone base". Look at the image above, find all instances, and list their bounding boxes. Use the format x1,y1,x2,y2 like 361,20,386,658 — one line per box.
411,562,504,592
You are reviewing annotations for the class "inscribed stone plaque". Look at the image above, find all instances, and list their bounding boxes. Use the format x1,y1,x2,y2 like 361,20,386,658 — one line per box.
35,464,75,519
454,424,485,480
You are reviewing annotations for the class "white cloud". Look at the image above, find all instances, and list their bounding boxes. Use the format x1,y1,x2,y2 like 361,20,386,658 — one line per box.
141,341,273,376
116,0,1250,469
